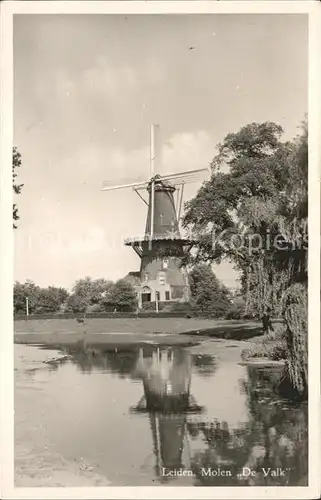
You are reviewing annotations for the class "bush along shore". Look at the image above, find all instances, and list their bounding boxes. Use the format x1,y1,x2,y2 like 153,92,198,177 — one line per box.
241,323,287,364
241,284,308,402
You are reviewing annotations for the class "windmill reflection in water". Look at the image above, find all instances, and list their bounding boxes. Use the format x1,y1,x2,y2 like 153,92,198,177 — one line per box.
131,346,203,478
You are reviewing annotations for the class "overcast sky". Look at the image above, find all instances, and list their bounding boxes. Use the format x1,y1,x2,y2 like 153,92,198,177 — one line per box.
13,13,308,290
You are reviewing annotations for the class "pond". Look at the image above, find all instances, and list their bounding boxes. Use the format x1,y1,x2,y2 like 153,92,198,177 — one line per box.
15,341,308,487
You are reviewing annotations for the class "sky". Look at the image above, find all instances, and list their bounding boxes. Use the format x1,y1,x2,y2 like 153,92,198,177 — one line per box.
13,13,308,291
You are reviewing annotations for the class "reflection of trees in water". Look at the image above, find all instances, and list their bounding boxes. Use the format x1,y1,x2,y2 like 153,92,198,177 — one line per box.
67,344,217,380
68,347,108,373
241,366,308,485
188,420,252,485
104,351,139,378
188,366,308,486
66,343,139,376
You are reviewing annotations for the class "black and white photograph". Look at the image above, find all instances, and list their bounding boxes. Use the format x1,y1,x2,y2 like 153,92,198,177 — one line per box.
1,1,320,498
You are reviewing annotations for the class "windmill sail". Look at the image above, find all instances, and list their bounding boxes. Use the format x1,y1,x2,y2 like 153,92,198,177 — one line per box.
102,174,149,191
102,179,148,192
101,169,208,192
160,167,210,181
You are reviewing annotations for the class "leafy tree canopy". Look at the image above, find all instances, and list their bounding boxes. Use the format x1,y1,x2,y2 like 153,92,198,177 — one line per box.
188,264,231,317
107,279,138,311
67,277,114,313
182,120,308,314
14,281,68,314
66,277,137,313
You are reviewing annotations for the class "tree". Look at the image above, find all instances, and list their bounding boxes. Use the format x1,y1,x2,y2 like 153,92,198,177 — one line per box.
183,120,308,398
14,280,41,314
183,121,307,314
14,281,69,314
188,264,231,317
107,279,137,312
13,147,24,229
36,286,69,313
67,277,114,313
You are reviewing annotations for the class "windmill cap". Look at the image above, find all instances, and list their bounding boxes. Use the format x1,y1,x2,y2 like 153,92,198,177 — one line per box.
147,176,176,192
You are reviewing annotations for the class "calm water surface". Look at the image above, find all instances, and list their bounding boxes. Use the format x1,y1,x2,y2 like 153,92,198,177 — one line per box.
15,341,308,486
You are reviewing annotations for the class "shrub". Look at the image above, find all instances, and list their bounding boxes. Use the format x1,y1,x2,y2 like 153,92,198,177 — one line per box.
225,297,246,320
141,302,158,311
168,302,193,313
241,323,287,361
141,301,192,313
86,303,103,313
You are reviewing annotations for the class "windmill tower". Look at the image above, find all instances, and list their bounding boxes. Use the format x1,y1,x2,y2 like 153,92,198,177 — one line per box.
102,125,210,309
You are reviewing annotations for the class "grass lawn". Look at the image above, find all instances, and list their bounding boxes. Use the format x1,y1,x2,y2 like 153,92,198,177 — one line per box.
14,317,268,347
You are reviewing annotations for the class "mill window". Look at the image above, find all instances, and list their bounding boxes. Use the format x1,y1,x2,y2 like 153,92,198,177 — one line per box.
158,272,166,285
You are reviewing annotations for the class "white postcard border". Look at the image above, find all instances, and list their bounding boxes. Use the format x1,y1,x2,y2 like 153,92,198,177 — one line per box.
1,2,320,499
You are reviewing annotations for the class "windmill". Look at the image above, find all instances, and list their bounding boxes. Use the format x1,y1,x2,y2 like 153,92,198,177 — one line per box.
102,125,210,309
